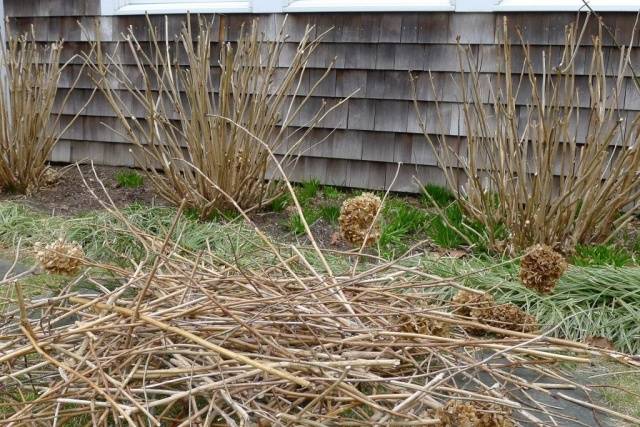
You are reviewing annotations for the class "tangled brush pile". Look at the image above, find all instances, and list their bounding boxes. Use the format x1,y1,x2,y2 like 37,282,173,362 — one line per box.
452,290,537,334
0,199,630,426
435,400,515,427
34,239,84,274
519,244,568,294
339,192,382,246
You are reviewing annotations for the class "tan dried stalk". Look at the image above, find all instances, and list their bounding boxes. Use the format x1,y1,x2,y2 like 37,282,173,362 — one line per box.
414,16,640,252
84,16,342,219
0,27,86,194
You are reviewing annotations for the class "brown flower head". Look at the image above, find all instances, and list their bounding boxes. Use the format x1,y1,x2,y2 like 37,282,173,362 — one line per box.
451,290,495,318
435,400,515,427
452,290,537,335
519,244,567,294
34,239,84,275
474,303,538,334
397,314,450,337
338,192,382,246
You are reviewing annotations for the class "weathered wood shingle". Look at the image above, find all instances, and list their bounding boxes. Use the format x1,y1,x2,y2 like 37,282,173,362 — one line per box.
6,5,640,192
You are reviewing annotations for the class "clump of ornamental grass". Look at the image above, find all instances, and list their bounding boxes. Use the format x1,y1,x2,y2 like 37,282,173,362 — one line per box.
413,16,640,253
339,192,382,246
83,16,344,219
519,244,568,294
426,256,640,353
34,239,84,275
0,27,85,194
434,400,515,427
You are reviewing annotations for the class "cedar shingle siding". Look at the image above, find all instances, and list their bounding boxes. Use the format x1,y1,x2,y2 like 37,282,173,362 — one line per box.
5,0,639,191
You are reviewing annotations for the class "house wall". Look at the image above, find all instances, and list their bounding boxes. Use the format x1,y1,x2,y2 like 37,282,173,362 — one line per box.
4,0,640,192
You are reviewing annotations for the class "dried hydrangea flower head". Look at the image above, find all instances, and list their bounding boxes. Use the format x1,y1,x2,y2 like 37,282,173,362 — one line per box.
397,314,450,337
452,290,538,335
25,167,59,195
435,400,515,427
474,303,538,334
451,290,495,318
34,239,84,275
519,244,567,294
338,192,382,246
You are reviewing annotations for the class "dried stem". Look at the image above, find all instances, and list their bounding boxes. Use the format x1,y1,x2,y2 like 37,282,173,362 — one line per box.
0,26,90,193
82,15,340,219
413,16,640,252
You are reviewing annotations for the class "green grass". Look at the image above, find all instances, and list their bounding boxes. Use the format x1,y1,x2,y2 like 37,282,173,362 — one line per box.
591,363,640,421
423,256,640,354
0,390,39,418
0,390,91,425
427,204,465,248
297,179,321,205
421,184,455,207
283,180,340,233
115,170,144,188
0,202,262,267
379,199,430,258
377,198,487,258
323,186,344,200
319,205,340,224
424,203,488,251
287,208,321,235
0,269,68,311
270,194,290,212
571,244,633,267
0,201,355,275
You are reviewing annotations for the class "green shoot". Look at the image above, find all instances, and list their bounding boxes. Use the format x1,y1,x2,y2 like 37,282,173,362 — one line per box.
115,170,144,189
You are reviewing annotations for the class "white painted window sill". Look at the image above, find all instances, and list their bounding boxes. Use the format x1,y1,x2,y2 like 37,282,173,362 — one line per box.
495,0,639,11
112,2,252,14
284,0,453,13
101,0,638,15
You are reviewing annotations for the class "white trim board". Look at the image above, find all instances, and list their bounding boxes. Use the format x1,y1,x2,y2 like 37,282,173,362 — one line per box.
284,0,454,13
495,0,639,11
100,0,639,15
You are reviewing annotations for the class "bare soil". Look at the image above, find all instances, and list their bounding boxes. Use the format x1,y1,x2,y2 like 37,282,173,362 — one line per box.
0,165,163,215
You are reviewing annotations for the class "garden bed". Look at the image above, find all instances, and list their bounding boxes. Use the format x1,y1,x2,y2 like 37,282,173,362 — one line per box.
2,167,640,424
1,168,640,352
1,199,639,426
0,165,161,215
